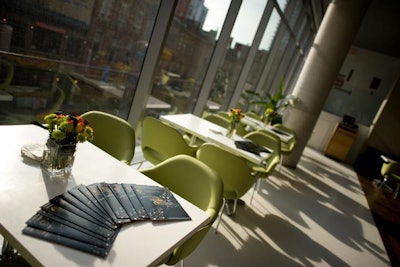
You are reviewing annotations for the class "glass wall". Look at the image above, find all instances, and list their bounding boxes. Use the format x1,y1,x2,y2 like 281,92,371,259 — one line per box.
0,0,160,124
206,0,269,113
0,0,316,129
148,0,231,116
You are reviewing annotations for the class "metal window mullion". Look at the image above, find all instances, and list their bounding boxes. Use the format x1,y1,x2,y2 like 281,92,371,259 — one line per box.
228,0,274,109
127,0,177,130
193,0,242,116
270,2,306,91
256,15,286,94
263,0,297,93
271,0,300,50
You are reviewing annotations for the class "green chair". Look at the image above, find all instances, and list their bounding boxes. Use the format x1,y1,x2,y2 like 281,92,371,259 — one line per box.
204,113,248,137
203,113,230,127
273,124,297,169
273,124,296,154
245,112,262,121
3,87,65,125
196,143,257,231
140,116,198,165
81,110,135,164
0,58,14,90
140,154,223,266
379,161,400,199
217,111,230,119
243,130,281,203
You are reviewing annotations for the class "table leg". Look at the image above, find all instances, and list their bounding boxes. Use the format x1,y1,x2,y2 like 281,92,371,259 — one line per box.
1,239,18,261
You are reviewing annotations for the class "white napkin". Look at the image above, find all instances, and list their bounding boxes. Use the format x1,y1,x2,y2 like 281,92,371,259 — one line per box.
21,143,44,162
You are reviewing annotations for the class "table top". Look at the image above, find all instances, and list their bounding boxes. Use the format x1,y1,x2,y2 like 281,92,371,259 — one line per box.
146,96,171,110
0,125,209,267
160,113,270,165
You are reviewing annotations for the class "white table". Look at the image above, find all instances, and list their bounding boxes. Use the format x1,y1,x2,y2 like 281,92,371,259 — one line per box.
160,113,270,166
241,116,294,143
146,96,171,110
0,125,209,267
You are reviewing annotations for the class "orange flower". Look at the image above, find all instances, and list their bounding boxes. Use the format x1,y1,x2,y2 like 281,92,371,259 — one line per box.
44,112,94,144
229,108,245,122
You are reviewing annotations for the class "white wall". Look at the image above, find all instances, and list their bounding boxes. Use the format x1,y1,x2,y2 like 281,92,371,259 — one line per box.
307,47,400,165
323,46,400,126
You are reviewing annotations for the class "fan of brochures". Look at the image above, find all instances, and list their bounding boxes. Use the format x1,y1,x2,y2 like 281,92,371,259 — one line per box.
22,183,190,257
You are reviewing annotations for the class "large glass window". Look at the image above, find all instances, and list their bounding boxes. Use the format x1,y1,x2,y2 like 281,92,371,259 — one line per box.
0,0,160,124
0,0,316,128
205,0,269,114
147,0,231,117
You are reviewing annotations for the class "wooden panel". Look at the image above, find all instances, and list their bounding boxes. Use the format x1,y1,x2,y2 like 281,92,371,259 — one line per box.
324,123,357,161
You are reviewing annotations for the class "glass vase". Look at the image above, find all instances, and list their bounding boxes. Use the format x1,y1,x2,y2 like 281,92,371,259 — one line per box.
41,138,76,179
226,121,237,138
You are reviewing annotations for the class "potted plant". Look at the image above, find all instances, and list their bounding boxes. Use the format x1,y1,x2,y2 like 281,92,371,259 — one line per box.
245,77,297,125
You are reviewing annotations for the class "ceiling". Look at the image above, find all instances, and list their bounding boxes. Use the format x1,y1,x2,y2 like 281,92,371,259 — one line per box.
314,0,400,58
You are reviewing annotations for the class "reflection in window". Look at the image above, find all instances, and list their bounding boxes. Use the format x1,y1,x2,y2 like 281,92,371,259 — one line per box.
0,0,160,125
207,0,268,113
148,0,230,117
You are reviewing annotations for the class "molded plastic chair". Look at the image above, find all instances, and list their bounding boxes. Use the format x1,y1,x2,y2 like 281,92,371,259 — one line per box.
273,124,297,169
273,124,297,154
217,111,230,119
196,143,257,231
379,161,400,199
245,112,262,121
0,58,14,90
3,87,65,125
140,116,198,165
204,113,248,136
81,110,135,164
243,130,281,202
203,113,230,127
140,155,223,266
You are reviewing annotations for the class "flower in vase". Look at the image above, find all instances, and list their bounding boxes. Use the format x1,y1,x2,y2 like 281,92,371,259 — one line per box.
228,108,245,123
44,112,94,145
226,108,245,138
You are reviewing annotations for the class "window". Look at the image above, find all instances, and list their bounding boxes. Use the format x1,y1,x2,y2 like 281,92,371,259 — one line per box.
147,0,231,117
0,0,160,124
0,0,315,129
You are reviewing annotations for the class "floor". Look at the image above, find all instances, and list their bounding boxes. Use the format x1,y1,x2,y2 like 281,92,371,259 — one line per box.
1,145,397,266
358,174,400,267
134,148,394,267
133,146,394,267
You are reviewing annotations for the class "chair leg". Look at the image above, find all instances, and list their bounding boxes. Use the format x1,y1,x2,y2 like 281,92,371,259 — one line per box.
394,183,400,199
250,180,258,204
214,199,226,233
231,199,238,215
1,239,17,261
378,178,387,189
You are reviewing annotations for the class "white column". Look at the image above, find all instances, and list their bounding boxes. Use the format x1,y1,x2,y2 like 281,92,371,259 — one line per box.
284,0,371,167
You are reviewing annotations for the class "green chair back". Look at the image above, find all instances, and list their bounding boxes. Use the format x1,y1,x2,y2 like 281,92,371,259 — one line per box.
140,155,223,265
380,161,400,199
244,130,281,175
0,59,14,90
196,143,256,200
217,111,230,119
245,112,262,121
81,110,135,164
141,116,197,165
203,113,230,128
273,124,296,154
204,113,248,136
